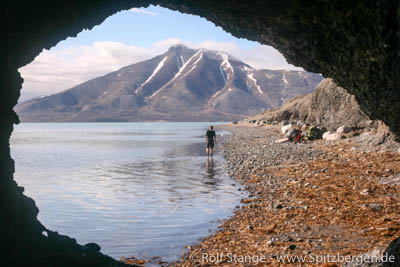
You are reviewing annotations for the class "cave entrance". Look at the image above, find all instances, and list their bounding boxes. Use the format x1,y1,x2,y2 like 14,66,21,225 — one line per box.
3,1,400,266
11,5,304,262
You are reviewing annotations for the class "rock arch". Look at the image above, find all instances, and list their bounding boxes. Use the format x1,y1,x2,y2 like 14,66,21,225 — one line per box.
1,1,399,266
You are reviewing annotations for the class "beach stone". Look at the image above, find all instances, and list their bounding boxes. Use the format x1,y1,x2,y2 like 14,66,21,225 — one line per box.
275,138,289,144
324,133,342,141
337,125,352,134
322,131,332,140
281,124,293,135
366,203,384,211
360,189,370,195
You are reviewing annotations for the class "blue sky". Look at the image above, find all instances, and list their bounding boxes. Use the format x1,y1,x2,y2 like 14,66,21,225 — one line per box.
19,5,300,102
56,6,257,50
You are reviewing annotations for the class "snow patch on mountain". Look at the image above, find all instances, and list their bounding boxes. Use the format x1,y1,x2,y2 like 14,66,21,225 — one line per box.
150,50,201,98
219,65,227,84
241,66,253,73
247,73,263,94
172,50,201,80
182,51,203,79
283,73,289,87
265,73,274,79
140,56,169,88
220,53,234,80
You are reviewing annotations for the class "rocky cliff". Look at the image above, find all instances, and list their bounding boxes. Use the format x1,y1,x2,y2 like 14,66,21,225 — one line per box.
251,78,375,131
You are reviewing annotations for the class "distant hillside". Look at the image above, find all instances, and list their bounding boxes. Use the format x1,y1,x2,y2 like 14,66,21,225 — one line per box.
250,78,374,130
16,45,323,122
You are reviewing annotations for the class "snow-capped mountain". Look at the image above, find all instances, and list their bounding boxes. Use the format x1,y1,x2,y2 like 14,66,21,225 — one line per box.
16,45,323,122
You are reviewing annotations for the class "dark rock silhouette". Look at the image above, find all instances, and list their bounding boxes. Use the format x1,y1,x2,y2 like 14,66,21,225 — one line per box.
252,78,374,130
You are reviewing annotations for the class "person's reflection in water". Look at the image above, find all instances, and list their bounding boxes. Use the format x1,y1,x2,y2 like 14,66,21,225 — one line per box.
205,157,215,179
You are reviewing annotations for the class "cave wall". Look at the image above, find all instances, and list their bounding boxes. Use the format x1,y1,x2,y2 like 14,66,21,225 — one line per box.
3,0,400,135
1,0,399,265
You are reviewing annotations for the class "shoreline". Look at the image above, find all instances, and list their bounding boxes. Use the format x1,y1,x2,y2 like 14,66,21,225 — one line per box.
173,123,400,266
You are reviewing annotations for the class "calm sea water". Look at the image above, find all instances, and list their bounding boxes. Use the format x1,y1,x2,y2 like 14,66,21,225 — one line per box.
10,122,243,262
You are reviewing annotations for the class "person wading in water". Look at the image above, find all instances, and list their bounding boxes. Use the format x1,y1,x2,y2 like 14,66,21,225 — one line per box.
205,126,217,157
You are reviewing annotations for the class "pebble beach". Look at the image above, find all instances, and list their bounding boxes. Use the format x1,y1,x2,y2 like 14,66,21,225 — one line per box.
174,123,400,266
123,123,400,266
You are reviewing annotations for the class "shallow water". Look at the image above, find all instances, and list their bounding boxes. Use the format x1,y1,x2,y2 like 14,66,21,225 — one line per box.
11,122,243,262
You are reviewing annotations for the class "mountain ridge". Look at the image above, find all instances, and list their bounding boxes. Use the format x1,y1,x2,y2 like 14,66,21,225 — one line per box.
16,45,323,122
250,78,374,130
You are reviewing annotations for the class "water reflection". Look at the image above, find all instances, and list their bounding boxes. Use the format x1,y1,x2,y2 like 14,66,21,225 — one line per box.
11,122,243,261
206,157,215,178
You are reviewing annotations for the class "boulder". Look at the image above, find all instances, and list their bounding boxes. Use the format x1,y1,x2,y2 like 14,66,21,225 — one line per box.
324,133,342,141
281,124,293,135
322,131,332,139
255,120,264,126
337,125,352,134
247,79,376,132
275,138,289,144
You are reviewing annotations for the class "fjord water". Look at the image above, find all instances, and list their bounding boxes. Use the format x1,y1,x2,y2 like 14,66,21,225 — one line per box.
11,122,243,261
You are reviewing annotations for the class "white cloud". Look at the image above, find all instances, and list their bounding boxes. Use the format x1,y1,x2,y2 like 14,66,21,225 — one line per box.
18,39,302,102
18,42,152,102
129,8,157,16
